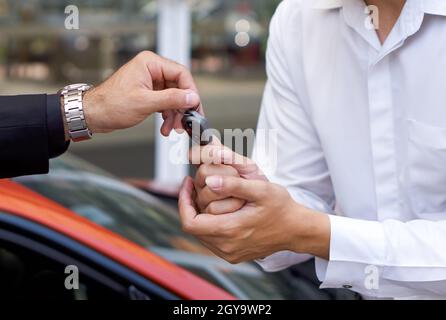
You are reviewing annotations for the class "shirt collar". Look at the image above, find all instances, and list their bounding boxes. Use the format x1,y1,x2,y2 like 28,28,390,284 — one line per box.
311,0,446,16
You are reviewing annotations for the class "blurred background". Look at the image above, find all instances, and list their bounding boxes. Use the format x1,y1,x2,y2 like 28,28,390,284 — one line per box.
0,0,280,178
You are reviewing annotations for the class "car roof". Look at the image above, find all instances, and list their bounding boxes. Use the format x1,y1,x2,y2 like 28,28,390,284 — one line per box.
0,179,234,300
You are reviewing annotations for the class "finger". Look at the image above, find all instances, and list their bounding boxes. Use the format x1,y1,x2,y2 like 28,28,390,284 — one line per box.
189,138,224,165
140,51,199,92
153,77,165,91
216,148,258,176
165,79,204,117
195,164,239,189
154,56,199,92
205,176,269,202
179,178,234,236
189,144,254,175
189,136,263,179
172,110,186,134
148,88,201,113
196,186,231,211
178,177,199,226
204,198,246,215
160,110,175,136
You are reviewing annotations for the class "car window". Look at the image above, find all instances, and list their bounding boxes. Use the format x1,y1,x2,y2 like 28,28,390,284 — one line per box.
14,154,294,299
15,165,196,249
0,240,127,300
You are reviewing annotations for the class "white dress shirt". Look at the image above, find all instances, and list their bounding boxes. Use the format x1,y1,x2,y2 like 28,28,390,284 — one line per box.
253,0,446,299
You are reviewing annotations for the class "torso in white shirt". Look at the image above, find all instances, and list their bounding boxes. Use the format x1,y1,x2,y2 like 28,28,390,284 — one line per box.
253,0,446,299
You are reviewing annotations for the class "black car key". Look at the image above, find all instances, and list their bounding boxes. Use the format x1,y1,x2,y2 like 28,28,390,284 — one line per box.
182,110,212,146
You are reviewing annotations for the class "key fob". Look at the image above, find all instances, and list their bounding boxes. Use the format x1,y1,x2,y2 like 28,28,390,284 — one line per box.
182,110,212,146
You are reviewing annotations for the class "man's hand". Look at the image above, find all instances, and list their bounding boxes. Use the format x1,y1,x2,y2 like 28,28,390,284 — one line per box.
190,140,267,214
179,143,331,263
179,174,330,264
82,51,202,136
194,163,245,214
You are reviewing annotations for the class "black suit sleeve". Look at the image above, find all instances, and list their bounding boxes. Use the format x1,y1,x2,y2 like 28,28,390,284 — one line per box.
0,94,70,179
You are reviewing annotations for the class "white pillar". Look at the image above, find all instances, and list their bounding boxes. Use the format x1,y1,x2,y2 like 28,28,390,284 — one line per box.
155,0,191,184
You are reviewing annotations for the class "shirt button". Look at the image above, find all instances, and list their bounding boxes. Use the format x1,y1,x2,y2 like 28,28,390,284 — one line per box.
343,284,353,289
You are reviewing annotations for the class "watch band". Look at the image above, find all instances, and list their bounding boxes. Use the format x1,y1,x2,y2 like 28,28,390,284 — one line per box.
61,83,92,142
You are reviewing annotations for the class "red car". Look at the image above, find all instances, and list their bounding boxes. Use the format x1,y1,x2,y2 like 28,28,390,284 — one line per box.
0,155,292,300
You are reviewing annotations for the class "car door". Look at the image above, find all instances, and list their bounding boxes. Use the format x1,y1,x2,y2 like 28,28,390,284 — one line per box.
0,212,177,300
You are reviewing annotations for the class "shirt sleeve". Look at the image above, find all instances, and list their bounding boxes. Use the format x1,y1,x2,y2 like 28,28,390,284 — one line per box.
253,1,336,272
0,94,69,179
315,216,446,299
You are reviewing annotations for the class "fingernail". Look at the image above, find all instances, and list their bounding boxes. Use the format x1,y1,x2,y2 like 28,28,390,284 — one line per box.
206,176,223,190
186,90,200,107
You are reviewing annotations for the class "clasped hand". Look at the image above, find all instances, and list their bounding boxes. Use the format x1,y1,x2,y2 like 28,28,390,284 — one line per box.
178,140,331,264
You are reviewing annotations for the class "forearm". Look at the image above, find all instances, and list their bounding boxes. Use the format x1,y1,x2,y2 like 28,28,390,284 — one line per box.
286,203,331,260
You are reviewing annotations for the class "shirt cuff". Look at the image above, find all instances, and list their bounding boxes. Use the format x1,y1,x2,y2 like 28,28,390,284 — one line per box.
315,215,388,295
327,215,387,265
46,94,70,158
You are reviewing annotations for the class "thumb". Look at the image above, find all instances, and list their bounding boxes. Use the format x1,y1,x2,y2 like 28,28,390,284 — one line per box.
148,88,201,112
205,175,267,202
